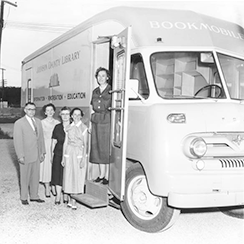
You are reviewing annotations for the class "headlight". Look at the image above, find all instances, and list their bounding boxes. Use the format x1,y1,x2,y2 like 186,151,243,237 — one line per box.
190,138,207,158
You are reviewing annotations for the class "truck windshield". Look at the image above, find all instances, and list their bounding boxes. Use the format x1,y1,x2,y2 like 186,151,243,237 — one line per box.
218,53,244,100
151,52,225,99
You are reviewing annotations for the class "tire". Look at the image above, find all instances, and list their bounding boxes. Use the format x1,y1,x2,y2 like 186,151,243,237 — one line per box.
121,164,180,233
220,206,244,219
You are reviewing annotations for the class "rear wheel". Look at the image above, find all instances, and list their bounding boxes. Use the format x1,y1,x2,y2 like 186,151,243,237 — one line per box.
121,164,180,233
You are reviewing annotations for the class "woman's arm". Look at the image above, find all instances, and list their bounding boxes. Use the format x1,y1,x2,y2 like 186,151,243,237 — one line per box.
51,138,57,163
80,128,88,168
61,132,68,167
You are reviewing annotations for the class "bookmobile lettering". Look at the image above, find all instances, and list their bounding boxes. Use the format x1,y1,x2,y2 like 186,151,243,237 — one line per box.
36,50,81,73
34,92,86,102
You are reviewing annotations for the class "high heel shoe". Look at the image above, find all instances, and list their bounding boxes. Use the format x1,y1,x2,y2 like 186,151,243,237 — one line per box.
63,200,68,204
67,203,72,208
93,177,104,183
55,201,61,205
102,178,109,185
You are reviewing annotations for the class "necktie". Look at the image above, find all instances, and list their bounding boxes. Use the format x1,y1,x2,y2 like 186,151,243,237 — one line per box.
31,118,38,136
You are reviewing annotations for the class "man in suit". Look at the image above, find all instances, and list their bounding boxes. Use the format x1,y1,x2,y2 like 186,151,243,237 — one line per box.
13,102,46,205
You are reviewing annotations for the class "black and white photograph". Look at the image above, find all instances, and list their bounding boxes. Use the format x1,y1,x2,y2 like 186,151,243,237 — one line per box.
0,0,244,243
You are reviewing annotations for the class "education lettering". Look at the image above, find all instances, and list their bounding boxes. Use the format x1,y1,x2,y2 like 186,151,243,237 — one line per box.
67,92,86,100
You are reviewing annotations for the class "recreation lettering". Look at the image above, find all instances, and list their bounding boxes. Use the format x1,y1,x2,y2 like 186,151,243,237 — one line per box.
34,96,45,101
149,21,244,41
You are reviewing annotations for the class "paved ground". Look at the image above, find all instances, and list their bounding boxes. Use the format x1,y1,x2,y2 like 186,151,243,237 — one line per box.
0,138,244,244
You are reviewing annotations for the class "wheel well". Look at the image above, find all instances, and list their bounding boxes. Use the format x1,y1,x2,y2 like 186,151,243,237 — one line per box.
125,158,163,199
126,158,145,172
125,158,150,189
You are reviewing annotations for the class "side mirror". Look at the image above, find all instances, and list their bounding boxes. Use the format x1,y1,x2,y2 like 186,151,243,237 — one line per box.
200,53,214,63
127,79,139,99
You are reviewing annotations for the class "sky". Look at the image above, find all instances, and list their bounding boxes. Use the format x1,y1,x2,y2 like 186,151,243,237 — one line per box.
1,0,244,87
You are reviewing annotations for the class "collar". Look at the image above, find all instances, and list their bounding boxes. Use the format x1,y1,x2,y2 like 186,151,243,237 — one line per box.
71,121,82,127
25,115,35,123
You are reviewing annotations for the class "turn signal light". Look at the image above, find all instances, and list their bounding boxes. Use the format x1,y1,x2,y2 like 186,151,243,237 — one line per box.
167,113,186,123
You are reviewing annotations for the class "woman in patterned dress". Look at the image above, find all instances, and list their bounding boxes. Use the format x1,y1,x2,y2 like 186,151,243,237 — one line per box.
62,108,88,210
40,103,59,197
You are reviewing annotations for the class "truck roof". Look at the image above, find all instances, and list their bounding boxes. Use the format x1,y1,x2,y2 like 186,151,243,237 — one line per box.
23,6,244,64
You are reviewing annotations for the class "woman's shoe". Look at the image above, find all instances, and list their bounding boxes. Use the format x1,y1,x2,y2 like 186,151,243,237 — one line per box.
45,193,51,198
55,201,61,205
71,205,77,210
102,178,109,185
67,203,72,208
93,177,104,183
63,200,68,204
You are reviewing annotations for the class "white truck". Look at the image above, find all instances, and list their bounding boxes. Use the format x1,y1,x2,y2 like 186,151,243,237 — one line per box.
21,7,244,232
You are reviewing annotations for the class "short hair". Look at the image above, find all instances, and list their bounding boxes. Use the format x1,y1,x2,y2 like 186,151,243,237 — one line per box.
60,106,71,113
70,107,84,117
25,102,36,108
42,103,56,112
95,67,111,85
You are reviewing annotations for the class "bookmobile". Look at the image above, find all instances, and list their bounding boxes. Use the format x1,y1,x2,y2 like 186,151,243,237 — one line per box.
21,7,244,232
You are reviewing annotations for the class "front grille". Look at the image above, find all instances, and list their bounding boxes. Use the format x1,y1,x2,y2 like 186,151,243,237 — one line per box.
219,158,244,168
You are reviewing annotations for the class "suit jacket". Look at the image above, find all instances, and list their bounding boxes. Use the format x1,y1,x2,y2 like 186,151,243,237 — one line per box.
13,116,46,164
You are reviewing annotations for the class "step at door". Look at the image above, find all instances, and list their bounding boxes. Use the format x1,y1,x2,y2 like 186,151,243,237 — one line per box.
71,180,108,208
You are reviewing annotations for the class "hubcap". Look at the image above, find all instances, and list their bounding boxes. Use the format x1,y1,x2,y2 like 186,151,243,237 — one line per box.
127,175,162,220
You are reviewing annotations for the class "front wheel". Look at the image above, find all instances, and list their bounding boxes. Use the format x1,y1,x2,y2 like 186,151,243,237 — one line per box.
121,164,180,233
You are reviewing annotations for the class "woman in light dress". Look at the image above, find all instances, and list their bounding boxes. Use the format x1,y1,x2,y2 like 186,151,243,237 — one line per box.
62,107,88,210
40,103,59,197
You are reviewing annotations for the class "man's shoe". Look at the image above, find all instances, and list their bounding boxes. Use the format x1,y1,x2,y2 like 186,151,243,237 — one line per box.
21,200,29,205
30,199,45,203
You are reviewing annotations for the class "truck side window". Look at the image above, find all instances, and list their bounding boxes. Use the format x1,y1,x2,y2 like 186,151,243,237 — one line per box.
130,54,149,99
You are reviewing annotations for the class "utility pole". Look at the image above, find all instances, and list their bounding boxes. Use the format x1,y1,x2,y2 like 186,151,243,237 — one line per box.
0,1,17,56
0,1,17,108
0,0,17,73
0,67,5,103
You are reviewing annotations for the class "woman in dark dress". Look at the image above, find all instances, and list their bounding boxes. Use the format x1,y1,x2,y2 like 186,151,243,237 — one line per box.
90,67,112,185
51,106,71,204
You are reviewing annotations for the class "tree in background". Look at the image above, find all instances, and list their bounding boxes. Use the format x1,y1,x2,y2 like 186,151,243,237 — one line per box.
0,87,20,107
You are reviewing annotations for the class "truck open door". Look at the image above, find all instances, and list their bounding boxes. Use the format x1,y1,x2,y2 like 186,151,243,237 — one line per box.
108,27,131,200
72,27,131,208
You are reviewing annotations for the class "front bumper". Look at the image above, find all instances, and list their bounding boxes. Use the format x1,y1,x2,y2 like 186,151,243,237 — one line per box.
168,191,244,208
